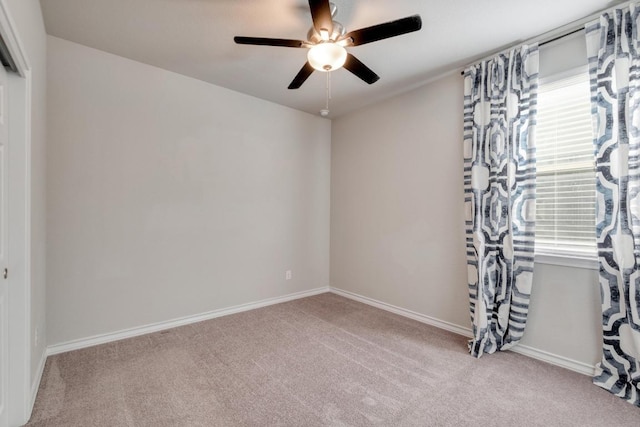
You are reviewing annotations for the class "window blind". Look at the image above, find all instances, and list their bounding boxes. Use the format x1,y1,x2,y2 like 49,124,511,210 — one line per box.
535,70,596,255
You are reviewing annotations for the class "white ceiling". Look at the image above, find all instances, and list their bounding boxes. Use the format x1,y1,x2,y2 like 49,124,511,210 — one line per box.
40,0,620,118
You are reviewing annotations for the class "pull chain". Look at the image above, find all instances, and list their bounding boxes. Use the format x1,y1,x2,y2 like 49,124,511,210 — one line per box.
320,72,331,117
326,71,331,109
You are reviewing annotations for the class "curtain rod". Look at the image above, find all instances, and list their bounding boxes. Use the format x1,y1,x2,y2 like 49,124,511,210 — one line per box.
539,27,584,47
458,0,631,76
459,27,584,76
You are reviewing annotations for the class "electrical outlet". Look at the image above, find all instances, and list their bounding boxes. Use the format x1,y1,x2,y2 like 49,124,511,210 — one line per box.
285,270,292,280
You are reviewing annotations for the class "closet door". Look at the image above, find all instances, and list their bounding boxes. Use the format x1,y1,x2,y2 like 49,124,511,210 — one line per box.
0,61,9,427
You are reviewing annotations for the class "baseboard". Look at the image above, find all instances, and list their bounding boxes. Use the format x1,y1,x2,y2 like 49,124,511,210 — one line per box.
47,286,330,356
329,287,473,338
510,344,596,376
29,348,47,414
45,285,596,377
329,286,596,377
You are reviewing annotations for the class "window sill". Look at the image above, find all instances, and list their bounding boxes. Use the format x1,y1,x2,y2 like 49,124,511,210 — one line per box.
534,251,599,270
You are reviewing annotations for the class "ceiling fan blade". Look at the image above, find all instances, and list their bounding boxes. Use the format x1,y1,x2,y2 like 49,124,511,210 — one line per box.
288,62,315,89
344,15,422,46
234,36,306,48
343,54,380,85
309,0,333,35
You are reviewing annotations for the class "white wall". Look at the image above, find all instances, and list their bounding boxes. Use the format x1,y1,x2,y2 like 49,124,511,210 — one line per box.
523,263,600,364
331,72,470,329
46,36,331,346
331,34,603,367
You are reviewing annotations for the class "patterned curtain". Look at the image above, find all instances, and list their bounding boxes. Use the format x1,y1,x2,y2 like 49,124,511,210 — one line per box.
586,3,640,407
463,45,539,358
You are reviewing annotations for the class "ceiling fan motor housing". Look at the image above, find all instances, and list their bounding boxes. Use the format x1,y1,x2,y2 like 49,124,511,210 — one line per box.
307,1,343,43
307,21,345,43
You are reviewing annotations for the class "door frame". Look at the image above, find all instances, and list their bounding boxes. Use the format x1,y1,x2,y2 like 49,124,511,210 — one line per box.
0,2,32,426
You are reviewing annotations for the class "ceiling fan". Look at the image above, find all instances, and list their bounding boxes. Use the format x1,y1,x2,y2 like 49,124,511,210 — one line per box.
234,0,422,89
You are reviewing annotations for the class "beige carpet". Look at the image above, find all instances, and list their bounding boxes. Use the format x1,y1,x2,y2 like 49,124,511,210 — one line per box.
28,293,639,426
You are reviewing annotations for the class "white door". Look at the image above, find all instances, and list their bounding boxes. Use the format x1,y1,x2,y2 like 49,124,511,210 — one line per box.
0,62,8,427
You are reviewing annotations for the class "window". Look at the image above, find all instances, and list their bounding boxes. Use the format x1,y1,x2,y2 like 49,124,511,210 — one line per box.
535,68,597,263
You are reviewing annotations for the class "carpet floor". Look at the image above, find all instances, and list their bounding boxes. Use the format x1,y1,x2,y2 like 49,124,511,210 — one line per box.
28,293,639,426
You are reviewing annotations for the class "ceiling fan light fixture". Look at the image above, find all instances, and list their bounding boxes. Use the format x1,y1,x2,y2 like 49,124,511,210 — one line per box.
307,42,347,72
234,0,422,89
